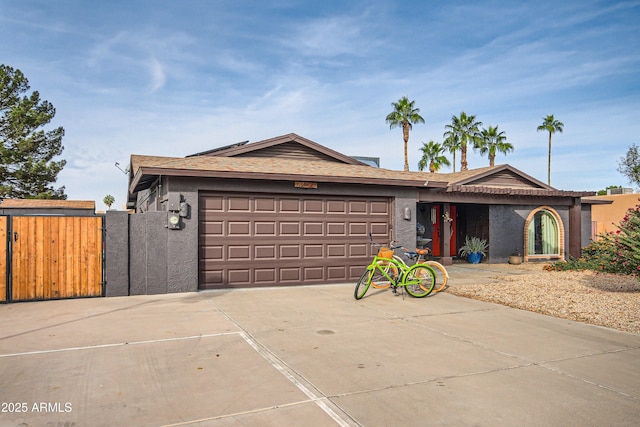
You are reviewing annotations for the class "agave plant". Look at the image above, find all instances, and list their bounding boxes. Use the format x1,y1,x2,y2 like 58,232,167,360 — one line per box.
458,236,488,257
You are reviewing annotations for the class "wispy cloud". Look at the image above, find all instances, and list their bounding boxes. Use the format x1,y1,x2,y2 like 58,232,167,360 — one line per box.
147,57,166,92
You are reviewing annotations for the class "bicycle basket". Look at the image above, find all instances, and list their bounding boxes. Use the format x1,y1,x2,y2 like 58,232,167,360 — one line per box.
377,247,394,259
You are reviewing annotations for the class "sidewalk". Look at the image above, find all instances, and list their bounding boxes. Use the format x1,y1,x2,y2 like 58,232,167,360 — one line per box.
1,266,639,426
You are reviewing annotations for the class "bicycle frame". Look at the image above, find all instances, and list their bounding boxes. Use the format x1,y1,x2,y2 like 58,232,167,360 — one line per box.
355,252,436,299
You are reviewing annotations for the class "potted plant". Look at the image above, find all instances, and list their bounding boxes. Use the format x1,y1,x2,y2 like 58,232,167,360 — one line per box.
509,249,523,265
458,236,488,264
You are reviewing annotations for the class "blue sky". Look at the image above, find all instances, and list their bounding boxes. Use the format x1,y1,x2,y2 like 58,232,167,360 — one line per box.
1,1,639,208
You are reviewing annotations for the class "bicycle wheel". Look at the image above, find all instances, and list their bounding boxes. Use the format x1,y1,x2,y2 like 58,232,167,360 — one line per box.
403,264,435,298
370,260,397,289
354,268,373,300
425,261,449,292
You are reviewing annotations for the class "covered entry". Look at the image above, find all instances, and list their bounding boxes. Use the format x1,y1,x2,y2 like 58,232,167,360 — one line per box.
199,192,391,289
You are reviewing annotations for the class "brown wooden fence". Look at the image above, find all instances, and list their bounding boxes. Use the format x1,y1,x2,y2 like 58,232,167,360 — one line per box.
1,215,103,302
0,216,6,302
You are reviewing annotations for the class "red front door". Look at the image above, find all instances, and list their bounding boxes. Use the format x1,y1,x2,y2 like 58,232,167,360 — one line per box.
432,205,456,257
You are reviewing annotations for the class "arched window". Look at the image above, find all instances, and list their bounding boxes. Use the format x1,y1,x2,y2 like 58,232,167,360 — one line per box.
523,207,564,261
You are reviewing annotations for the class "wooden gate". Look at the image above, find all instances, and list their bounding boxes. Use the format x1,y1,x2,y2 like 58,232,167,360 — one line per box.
3,216,103,302
0,216,6,302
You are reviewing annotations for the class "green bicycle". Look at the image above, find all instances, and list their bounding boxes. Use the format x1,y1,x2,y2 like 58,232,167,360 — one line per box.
354,240,436,300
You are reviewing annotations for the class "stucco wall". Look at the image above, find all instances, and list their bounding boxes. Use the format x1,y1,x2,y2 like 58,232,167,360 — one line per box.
105,211,129,297
590,193,640,236
488,205,583,263
488,205,527,263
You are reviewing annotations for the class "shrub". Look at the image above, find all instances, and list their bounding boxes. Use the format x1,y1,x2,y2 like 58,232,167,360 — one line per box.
547,204,640,278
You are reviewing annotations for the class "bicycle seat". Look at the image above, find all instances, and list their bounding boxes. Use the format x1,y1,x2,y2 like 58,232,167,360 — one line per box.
404,251,418,260
416,248,429,255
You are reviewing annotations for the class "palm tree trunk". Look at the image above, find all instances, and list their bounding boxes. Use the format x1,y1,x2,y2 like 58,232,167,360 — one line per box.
547,133,552,185
403,122,410,171
489,154,495,167
461,144,468,171
452,151,457,173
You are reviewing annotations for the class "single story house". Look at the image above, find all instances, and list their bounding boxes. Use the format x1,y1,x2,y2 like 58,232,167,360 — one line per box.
127,133,596,291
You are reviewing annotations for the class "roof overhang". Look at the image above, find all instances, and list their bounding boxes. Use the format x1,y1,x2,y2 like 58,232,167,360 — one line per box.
129,166,448,196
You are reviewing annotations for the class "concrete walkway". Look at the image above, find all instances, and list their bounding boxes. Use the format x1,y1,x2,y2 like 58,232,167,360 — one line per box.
1,265,639,426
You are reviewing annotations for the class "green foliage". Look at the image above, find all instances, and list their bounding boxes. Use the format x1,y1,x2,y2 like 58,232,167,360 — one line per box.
418,140,450,172
597,185,622,196
386,96,425,172
458,236,488,257
443,112,482,171
547,205,640,279
474,125,513,166
0,64,66,199
537,114,564,186
103,194,115,209
617,143,640,189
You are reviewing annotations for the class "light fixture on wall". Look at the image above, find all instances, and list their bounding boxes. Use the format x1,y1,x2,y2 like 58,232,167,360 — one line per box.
404,207,411,220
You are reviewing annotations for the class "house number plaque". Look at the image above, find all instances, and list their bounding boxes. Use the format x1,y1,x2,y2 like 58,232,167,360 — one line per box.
294,181,318,189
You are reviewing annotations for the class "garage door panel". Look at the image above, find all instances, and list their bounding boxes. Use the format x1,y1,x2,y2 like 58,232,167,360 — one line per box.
201,221,223,235
348,223,367,236
327,222,346,235
327,266,347,279
199,192,390,289
303,267,323,281
303,222,323,235
255,245,276,259
326,244,345,257
327,200,346,213
228,269,250,283
255,198,276,212
255,269,276,283
280,268,301,282
228,197,250,211
280,199,300,212
280,222,300,235
349,244,367,257
228,222,250,235
201,246,223,260
303,199,323,213
370,201,390,214
255,222,276,235
303,245,323,258
201,196,224,211
370,223,390,236
349,201,367,213
201,270,223,284
279,245,301,258
228,246,250,260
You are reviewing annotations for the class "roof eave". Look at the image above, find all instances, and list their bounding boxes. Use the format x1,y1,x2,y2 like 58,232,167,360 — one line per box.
129,166,448,194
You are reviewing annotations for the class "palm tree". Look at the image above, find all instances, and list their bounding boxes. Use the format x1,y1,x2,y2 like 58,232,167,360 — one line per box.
418,141,451,172
385,96,425,171
443,112,482,171
442,133,461,173
475,126,513,166
103,194,115,209
537,115,564,186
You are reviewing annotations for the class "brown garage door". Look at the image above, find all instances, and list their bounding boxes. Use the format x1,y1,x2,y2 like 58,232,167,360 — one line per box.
199,192,391,289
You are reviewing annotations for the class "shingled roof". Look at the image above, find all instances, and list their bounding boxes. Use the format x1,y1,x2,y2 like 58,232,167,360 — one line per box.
129,154,449,194
127,134,595,204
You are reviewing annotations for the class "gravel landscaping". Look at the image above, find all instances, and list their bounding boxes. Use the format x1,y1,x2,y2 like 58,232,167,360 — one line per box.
446,264,640,334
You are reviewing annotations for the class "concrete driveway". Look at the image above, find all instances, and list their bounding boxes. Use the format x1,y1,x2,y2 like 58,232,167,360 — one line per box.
1,266,639,426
